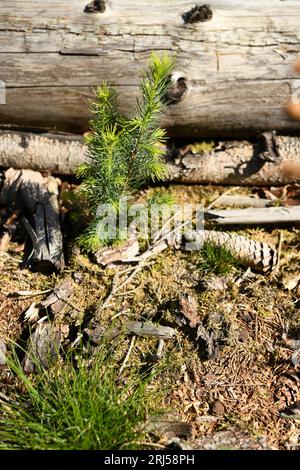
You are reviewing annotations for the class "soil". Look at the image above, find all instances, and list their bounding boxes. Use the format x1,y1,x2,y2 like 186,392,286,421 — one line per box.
1,183,300,450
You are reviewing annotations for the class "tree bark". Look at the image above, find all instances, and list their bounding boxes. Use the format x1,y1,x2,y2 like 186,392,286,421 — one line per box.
1,130,300,186
1,167,65,272
0,1,300,137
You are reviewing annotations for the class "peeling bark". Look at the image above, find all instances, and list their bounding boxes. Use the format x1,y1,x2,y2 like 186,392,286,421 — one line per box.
1,130,300,186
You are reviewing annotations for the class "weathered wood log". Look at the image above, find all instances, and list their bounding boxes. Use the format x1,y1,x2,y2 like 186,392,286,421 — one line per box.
170,135,300,186
0,168,65,272
206,206,300,225
1,130,300,186
0,131,84,174
0,1,300,137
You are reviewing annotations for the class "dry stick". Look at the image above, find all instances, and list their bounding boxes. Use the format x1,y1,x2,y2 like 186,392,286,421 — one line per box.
206,188,236,210
120,441,166,450
101,219,191,308
152,209,183,244
101,271,121,308
118,335,136,378
206,206,300,225
155,339,165,361
275,231,283,273
2,288,52,298
101,262,155,309
209,194,274,209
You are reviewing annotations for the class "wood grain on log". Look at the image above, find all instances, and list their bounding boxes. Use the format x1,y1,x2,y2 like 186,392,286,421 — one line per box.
0,1,300,136
206,206,300,225
1,130,300,186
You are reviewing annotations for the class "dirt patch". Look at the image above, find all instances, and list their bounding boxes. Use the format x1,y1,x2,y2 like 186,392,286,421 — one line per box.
1,185,300,449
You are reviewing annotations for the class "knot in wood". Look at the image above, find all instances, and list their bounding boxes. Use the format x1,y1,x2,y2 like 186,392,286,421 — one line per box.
182,4,213,24
84,0,106,14
166,72,188,103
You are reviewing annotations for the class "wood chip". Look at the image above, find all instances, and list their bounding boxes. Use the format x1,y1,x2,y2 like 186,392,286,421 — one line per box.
178,294,199,328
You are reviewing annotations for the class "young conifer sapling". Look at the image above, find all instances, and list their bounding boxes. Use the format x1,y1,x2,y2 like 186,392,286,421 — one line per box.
77,53,174,251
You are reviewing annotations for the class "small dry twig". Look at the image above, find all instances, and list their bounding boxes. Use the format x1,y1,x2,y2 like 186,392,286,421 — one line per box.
118,335,136,378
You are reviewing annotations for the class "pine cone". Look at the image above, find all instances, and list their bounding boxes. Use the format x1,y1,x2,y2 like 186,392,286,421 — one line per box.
184,230,278,274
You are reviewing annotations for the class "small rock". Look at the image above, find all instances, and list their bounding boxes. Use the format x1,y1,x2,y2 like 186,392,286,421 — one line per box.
195,429,269,450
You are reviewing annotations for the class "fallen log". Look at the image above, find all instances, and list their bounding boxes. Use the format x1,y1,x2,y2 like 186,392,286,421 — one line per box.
1,130,300,186
0,168,65,272
0,0,300,137
206,206,300,225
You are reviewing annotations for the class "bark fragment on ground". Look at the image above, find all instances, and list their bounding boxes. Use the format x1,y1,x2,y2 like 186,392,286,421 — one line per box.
23,323,62,373
0,168,65,272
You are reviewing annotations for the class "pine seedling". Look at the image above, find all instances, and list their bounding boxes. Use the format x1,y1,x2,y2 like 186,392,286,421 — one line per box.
77,53,175,251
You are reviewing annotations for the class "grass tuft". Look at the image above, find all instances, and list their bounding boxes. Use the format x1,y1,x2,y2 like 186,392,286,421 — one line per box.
199,242,241,275
0,343,159,450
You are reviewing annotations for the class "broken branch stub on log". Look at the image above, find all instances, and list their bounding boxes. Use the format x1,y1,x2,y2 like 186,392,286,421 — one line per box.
1,130,300,186
0,168,65,272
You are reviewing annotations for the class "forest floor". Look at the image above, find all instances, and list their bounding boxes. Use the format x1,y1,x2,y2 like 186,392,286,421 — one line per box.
1,183,300,450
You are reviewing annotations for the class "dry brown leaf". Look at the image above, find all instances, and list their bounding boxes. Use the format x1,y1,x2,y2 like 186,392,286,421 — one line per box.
282,273,300,291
